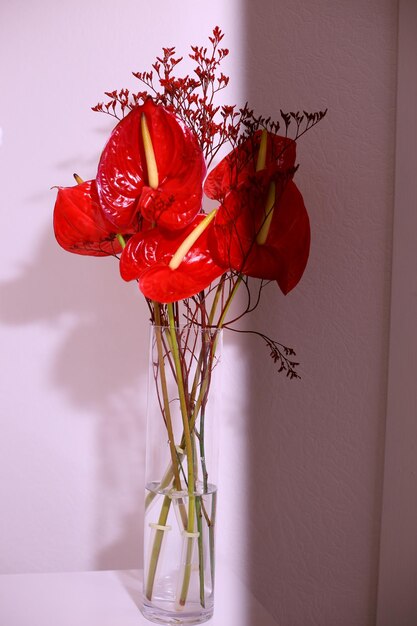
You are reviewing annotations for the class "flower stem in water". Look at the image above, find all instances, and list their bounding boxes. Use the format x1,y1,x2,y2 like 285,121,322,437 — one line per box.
145,495,171,601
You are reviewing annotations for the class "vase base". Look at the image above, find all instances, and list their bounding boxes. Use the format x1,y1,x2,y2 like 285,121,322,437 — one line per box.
141,602,213,625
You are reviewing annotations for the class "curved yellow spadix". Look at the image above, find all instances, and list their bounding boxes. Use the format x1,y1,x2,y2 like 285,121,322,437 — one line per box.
256,182,276,245
141,113,159,189
256,129,268,172
169,209,217,270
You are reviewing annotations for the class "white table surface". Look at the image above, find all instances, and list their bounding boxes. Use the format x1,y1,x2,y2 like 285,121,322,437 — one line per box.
0,568,278,626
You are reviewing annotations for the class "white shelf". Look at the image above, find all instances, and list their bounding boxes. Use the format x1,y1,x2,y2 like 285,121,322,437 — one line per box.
0,568,278,626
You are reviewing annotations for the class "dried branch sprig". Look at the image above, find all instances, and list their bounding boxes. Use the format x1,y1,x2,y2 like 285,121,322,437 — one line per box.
92,27,327,167
225,327,300,378
239,104,328,143
264,336,300,379
92,27,239,165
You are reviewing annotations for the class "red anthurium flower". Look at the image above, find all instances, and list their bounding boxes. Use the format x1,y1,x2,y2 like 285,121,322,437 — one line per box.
120,213,224,303
96,98,206,232
210,179,310,294
53,180,122,256
204,129,296,200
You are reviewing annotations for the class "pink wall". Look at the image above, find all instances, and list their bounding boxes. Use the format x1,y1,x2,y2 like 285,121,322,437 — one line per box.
0,0,245,575
377,2,417,624
0,1,399,624
242,1,397,625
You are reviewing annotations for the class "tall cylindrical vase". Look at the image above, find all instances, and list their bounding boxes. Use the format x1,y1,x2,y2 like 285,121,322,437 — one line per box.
141,324,223,625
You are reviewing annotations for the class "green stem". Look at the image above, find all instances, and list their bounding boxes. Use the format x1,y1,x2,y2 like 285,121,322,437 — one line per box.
209,490,217,591
197,332,209,494
199,406,209,493
195,496,205,608
145,459,182,510
145,279,243,607
154,312,182,492
145,495,171,601
167,305,194,496
145,311,189,603
208,278,224,326
216,275,242,330
147,276,243,508
167,304,196,606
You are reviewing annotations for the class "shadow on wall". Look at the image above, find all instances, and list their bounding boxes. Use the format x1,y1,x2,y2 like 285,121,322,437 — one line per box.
242,5,322,620
0,226,149,570
242,1,394,625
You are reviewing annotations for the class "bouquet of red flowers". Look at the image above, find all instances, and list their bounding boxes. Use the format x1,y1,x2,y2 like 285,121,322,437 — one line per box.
53,26,326,624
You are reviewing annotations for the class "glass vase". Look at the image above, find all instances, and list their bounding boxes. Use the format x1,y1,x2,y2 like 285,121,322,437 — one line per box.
141,324,223,625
